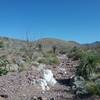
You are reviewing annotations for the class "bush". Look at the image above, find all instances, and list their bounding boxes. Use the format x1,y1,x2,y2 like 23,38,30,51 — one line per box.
38,52,59,65
72,76,88,97
0,67,8,76
0,56,9,68
86,82,96,94
67,47,84,60
90,73,100,81
38,56,59,65
76,51,98,80
47,56,59,65
95,79,100,96
86,81,100,96
0,40,4,48
72,76,100,97
38,58,46,64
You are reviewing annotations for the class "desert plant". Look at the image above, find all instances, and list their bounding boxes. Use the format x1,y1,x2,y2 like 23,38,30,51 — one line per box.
0,40,4,48
0,67,8,76
52,45,57,54
76,51,98,80
95,79,100,95
47,56,59,65
0,56,9,68
38,52,59,65
38,43,42,51
67,47,84,60
72,76,88,97
59,48,68,54
86,81,100,96
38,58,46,64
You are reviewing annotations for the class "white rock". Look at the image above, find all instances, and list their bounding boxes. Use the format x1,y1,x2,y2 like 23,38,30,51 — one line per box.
31,68,56,91
42,69,57,86
36,79,48,91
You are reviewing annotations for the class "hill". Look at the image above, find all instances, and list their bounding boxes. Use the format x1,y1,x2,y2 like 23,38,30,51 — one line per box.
0,36,100,53
34,38,80,52
0,37,81,52
82,41,100,52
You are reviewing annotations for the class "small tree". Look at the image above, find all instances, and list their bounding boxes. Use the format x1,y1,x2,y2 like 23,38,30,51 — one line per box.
52,45,57,54
38,43,42,51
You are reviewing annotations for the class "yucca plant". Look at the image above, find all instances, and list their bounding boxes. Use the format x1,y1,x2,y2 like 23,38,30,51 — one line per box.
76,51,99,80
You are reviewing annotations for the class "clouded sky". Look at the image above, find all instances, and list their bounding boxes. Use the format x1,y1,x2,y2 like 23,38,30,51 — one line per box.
0,0,100,43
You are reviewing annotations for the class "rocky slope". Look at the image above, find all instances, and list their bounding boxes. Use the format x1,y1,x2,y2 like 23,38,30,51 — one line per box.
0,54,77,100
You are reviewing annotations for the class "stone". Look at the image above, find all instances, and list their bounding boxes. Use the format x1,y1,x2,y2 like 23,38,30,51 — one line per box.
36,79,48,91
42,69,57,86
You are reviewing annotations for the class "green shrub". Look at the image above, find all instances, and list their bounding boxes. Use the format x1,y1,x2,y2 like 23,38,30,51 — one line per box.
72,76,88,97
0,40,4,48
38,52,59,65
0,67,8,76
38,58,46,64
67,47,84,60
95,79,100,96
59,49,67,54
86,82,97,94
90,73,100,81
38,57,59,65
76,51,98,80
47,56,59,65
86,81,100,96
0,56,9,68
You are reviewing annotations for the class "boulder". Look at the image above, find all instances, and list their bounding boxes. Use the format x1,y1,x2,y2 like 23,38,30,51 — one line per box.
42,69,57,86
32,69,57,91
36,79,49,91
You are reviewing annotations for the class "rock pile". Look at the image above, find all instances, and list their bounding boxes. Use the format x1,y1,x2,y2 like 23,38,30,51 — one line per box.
31,64,57,92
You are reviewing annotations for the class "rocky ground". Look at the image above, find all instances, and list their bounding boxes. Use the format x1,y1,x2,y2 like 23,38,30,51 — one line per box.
0,54,99,100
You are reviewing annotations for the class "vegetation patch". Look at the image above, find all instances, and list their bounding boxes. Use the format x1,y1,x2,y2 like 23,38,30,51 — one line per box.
0,40,4,48
38,52,59,65
0,67,8,76
0,56,9,68
86,81,100,96
76,51,99,80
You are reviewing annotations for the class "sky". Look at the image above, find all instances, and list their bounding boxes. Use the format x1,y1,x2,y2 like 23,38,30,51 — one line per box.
0,0,100,43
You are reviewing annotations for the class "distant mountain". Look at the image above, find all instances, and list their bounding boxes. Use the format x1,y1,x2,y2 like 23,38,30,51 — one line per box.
83,41,100,47
82,41,100,52
0,36,27,50
0,36,100,52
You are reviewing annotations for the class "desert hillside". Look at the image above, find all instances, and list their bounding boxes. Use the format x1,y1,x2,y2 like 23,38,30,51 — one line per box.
0,37,100,100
